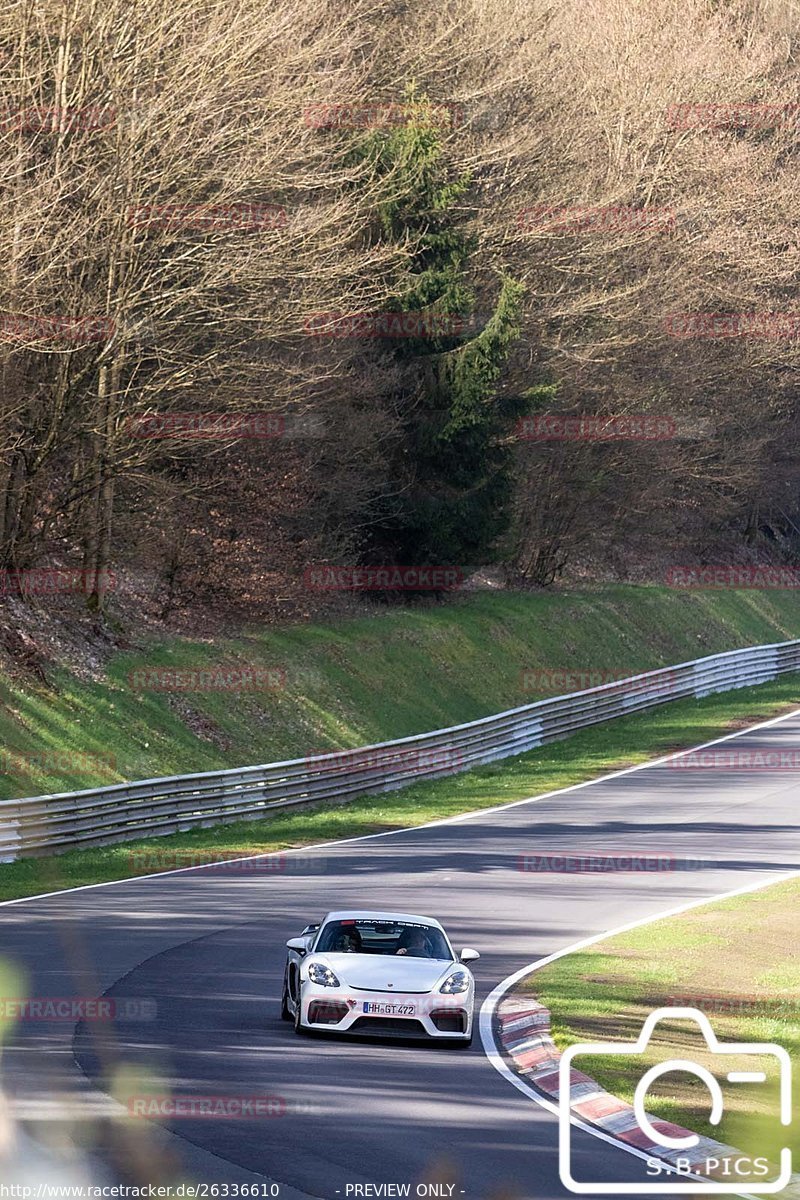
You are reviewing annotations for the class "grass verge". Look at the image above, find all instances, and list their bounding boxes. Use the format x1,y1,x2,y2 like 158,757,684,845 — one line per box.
1,672,798,903
2,584,800,798
529,875,799,1166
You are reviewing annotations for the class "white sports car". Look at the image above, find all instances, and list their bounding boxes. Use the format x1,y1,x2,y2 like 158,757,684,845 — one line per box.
281,909,480,1044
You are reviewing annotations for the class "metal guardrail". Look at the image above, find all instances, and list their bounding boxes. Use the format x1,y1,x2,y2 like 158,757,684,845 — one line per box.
1,639,798,861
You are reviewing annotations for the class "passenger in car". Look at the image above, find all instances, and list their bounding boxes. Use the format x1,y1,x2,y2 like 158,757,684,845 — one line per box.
395,928,431,957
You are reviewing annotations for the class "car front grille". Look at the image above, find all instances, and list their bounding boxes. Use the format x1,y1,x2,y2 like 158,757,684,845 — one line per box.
349,1016,427,1037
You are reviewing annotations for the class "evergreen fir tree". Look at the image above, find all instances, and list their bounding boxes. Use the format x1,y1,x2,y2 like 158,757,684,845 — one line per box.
355,87,526,569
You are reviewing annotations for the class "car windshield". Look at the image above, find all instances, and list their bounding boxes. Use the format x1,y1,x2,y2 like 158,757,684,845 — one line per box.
315,919,452,960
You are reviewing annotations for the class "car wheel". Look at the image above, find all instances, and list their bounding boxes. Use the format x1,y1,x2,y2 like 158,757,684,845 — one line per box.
293,991,307,1035
280,977,292,1022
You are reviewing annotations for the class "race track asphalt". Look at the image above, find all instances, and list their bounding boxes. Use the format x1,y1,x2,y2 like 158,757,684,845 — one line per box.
1,708,799,1200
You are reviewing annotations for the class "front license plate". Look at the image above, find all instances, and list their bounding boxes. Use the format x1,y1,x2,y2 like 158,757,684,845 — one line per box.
362,1002,415,1015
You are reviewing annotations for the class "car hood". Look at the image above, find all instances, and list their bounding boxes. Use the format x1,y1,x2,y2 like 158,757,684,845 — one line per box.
314,953,457,993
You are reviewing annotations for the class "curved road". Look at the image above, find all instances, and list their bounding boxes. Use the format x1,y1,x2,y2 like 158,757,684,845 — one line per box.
2,709,800,1199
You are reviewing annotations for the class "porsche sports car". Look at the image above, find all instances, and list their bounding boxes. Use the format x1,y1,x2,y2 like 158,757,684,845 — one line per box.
281,910,480,1044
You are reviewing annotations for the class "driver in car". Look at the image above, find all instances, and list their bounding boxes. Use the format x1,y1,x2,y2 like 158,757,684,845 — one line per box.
332,928,362,953
395,928,431,957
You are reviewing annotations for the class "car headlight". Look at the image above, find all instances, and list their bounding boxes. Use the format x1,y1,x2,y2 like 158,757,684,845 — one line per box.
307,962,340,987
439,970,469,994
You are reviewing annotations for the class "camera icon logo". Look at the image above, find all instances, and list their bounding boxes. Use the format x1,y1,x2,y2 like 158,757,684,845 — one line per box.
558,1006,792,1194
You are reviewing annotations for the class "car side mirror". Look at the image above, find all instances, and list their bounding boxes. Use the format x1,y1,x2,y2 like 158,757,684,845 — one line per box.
460,948,480,963
286,937,308,954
